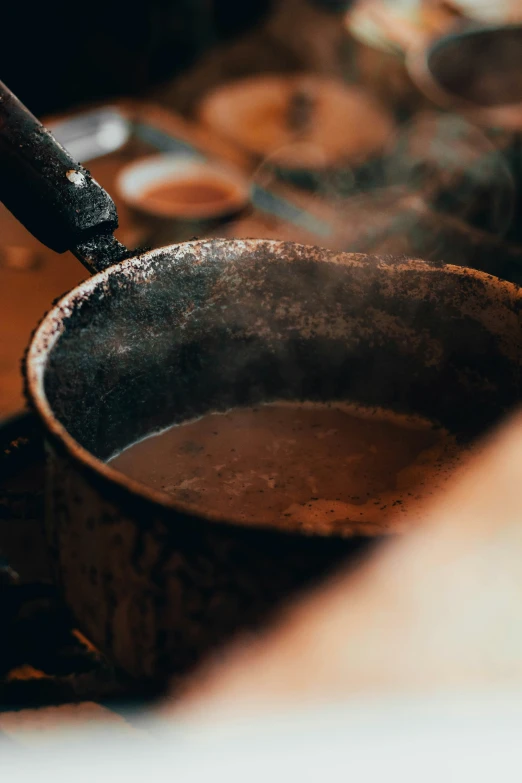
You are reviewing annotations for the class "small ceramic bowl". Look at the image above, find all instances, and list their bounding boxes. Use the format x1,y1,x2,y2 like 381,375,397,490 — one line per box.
117,153,250,221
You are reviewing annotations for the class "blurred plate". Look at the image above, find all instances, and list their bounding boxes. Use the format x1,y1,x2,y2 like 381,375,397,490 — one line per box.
198,75,395,170
48,107,131,163
345,0,461,54
117,153,250,220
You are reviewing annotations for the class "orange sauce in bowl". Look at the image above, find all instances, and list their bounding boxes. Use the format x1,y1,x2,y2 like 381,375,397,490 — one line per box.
140,176,243,217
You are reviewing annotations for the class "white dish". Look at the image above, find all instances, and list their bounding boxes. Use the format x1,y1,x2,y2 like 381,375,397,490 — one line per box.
117,154,249,220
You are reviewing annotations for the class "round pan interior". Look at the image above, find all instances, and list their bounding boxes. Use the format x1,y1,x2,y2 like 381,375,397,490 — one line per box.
26,239,522,533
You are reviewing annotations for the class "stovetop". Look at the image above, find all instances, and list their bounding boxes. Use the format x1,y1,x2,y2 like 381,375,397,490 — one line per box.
0,414,154,712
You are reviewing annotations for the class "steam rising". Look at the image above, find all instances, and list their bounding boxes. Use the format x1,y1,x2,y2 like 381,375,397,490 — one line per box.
382,112,515,238
247,110,518,278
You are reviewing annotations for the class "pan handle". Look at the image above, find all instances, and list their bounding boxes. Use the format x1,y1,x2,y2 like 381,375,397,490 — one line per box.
0,80,131,273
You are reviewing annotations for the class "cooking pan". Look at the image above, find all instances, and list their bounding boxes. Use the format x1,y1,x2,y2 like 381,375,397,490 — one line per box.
1,81,522,681
407,23,522,131
397,24,522,247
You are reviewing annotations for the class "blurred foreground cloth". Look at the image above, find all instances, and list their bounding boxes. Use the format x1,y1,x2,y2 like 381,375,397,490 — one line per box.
165,409,522,718
4,392,522,739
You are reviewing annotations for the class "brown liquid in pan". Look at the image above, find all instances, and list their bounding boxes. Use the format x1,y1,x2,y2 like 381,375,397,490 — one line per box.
109,402,469,535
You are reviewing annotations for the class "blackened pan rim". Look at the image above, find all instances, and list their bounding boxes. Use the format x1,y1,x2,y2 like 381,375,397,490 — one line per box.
24,238,521,536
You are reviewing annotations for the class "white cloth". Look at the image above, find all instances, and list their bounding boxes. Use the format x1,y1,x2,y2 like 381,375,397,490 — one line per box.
3,690,522,782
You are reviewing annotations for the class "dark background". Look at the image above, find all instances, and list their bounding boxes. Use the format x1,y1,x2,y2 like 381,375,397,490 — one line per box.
0,0,272,115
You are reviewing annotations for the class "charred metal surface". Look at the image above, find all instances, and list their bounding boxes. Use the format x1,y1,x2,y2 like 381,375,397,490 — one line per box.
46,443,364,680
74,234,133,274
24,239,522,679
0,81,119,254
0,415,156,707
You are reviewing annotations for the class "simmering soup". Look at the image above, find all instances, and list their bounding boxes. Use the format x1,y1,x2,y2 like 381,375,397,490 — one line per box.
108,402,469,536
